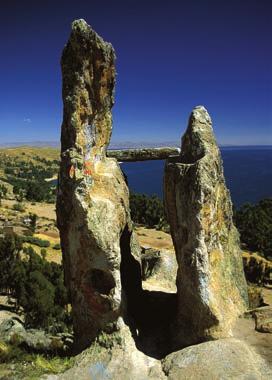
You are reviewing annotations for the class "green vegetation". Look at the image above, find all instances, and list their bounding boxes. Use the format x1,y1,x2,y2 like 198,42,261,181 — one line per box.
29,213,38,233
130,192,168,229
21,235,50,248
234,199,272,260
0,234,70,332
12,178,56,203
0,341,74,378
12,202,26,212
0,147,59,203
0,184,7,205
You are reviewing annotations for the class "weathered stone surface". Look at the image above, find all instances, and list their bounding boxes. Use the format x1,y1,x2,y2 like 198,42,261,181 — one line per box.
247,285,264,309
0,318,25,345
141,247,162,280
162,338,272,379
107,147,180,162
0,318,72,352
56,19,142,351
252,306,272,333
141,247,178,293
164,106,248,346
45,325,166,380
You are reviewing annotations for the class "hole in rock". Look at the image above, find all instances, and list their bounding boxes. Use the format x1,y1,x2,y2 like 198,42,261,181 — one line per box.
90,268,115,295
120,223,178,359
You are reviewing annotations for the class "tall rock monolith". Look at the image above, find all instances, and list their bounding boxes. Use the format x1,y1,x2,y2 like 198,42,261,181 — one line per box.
164,106,248,346
56,19,142,351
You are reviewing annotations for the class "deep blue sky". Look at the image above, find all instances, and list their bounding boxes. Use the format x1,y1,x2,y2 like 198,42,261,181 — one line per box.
0,0,271,145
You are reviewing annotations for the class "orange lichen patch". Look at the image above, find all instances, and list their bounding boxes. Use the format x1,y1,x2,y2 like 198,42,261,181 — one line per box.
217,206,224,225
69,165,76,178
83,160,93,176
201,202,212,235
209,249,223,266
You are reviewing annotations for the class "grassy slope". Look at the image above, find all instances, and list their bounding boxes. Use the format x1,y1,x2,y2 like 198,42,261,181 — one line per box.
0,146,60,197
0,146,59,163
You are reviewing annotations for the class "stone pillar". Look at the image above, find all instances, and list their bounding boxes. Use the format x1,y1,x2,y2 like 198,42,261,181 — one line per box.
56,19,141,351
164,106,248,347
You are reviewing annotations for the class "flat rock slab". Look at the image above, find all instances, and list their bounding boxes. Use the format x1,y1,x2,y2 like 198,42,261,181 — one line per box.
253,306,272,333
107,147,180,162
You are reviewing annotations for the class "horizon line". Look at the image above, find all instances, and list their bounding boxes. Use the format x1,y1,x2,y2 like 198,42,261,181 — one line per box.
0,141,272,149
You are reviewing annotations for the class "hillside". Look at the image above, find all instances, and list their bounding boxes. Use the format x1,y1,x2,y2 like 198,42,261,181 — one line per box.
0,145,272,379
0,146,59,202
0,146,59,163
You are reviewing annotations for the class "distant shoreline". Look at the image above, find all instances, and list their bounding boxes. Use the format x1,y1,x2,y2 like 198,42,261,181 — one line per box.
0,142,272,150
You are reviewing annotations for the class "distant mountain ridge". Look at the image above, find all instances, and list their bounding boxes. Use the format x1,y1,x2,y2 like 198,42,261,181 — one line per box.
0,141,271,150
0,141,60,148
0,141,180,149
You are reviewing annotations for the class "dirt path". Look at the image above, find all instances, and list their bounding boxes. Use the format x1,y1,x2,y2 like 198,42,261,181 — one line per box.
263,287,272,305
233,317,272,367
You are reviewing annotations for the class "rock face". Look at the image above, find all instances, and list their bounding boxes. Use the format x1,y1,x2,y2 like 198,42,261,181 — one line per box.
164,106,248,346
56,19,142,351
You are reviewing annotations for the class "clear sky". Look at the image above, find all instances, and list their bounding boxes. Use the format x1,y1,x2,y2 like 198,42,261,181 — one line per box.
0,0,271,145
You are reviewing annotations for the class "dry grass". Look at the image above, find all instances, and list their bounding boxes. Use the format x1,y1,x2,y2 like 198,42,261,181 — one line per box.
135,226,174,250
23,242,62,264
1,199,56,220
24,233,61,264
0,146,59,163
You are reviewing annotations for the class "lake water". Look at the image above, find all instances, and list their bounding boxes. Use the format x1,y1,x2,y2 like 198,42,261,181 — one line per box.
121,146,272,208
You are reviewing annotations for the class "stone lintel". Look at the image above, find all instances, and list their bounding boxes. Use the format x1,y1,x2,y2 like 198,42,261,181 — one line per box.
107,147,180,162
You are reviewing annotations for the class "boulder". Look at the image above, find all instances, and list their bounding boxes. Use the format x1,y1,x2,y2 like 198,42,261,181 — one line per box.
0,318,72,352
56,19,142,351
162,338,272,379
164,106,248,346
141,247,178,293
247,284,264,309
252,306,272,333
0,318,26,345
141,247,162,280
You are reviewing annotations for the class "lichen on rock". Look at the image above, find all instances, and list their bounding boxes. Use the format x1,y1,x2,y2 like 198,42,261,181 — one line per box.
56,19,142,351
164,105,249,346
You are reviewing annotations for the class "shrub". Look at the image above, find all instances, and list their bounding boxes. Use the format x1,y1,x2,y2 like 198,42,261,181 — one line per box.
13,202,25,212
234,199,272,260
0,234,70,331
21,235,50,248
130,192,168,228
